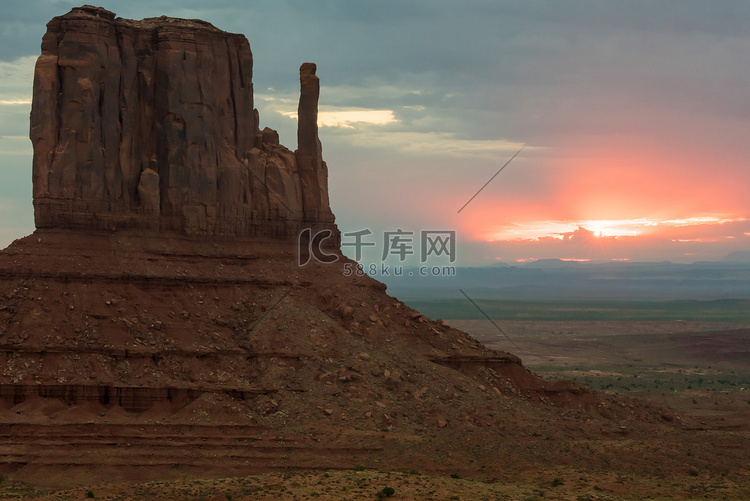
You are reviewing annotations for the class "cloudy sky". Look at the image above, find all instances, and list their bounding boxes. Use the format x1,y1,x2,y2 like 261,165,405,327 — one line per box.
1,1,749,265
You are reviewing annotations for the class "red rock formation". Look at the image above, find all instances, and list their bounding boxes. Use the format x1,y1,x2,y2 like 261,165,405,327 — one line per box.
30,5,337,240
295,63,330,221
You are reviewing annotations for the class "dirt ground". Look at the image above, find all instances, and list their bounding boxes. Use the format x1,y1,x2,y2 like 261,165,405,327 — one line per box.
4,466,750,500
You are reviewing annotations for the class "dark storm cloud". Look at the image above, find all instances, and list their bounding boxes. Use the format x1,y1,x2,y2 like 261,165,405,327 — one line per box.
4,2,748,109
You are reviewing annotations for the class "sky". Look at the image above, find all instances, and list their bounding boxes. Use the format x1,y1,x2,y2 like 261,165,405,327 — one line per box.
1,1,749,266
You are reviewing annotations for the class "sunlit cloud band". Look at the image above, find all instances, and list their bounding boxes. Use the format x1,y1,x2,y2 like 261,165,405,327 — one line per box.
487,216,747,242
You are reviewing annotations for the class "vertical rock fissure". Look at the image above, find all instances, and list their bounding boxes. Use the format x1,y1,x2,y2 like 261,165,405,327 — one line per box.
227,41,239,157
116,30,126,206
52,45,64,190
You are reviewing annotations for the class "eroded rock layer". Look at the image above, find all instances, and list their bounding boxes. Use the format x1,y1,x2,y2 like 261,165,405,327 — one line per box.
30,6,336,239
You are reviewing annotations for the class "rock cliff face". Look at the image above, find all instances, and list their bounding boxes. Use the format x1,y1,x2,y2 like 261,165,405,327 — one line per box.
30,5,337,239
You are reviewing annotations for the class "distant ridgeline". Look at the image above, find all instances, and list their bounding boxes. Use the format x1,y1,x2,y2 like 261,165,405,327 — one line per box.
383,259,750,303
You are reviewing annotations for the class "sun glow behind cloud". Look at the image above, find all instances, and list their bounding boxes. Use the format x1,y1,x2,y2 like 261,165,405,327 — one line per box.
281,107,397,128
318,109,396,128
486,216,746,242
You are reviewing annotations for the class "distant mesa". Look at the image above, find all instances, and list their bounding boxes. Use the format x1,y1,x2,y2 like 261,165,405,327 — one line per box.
30,5,337,241
521,258,572,268
721,251,750,263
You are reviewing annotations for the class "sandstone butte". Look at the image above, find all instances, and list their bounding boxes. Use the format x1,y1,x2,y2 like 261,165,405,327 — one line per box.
0,5,745,492
30,5,335,239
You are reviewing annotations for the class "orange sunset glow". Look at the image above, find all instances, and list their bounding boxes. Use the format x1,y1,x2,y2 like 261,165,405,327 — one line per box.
485,216,745,242
448,139,750,264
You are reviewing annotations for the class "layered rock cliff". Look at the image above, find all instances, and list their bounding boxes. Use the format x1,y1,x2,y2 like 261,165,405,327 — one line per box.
30,5,337,239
